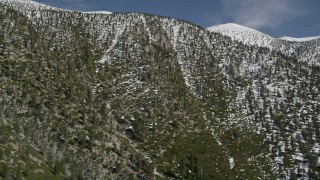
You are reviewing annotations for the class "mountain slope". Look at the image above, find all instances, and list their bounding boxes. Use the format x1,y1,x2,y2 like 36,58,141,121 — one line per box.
0,0,320,179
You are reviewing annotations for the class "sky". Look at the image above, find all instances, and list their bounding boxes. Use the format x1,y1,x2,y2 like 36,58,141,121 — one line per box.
33,0,320,38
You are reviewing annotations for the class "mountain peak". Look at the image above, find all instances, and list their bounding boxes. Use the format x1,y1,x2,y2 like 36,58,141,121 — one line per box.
207,23,320,65
207,23,270,36
208,23,259,32
207,23,273,47
208,23,320,43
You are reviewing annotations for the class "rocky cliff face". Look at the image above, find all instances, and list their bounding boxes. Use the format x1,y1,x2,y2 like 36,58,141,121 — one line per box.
0,0,319,179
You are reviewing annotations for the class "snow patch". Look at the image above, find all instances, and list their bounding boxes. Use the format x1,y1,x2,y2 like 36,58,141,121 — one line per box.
229,156,235,169
141,15,152,44
172,24,198,97
99,24,126,64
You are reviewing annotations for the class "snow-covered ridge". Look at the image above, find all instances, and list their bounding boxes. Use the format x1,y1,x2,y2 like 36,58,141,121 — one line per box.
279,36,320,42
0,0,113,15
0,0,64,11
207,23,320,65
207,23,320,43
207,23,272,39
82,11,112,15
207,23,274,48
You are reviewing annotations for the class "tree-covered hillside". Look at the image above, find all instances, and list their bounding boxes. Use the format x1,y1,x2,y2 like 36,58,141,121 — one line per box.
0,0,319,179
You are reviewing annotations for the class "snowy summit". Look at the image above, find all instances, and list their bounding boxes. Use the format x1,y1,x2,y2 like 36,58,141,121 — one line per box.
207,23,320,44
207,23,320,65
207,23,274,48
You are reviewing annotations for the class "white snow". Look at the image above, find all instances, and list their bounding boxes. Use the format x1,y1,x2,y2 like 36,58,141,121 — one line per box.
312,143,320,155
172,25,181,48
279,36,320,42
1,0,65,11
229,156,235,169
275,156,284,165
207,23,320,65
171,24,198,97
208,23,319,44
82,11,112,15
292,153,304,162
141,15,152,44
210,128,223,146
207,23,274,48
98,24,126,64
